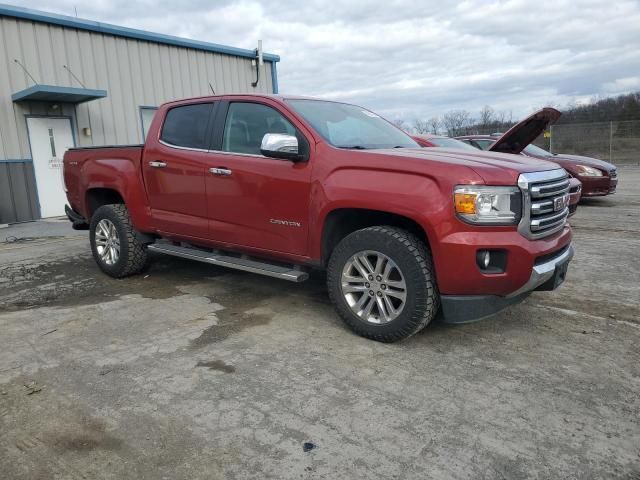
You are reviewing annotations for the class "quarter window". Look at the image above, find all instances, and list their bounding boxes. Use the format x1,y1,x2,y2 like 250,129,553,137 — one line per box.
160,103,213,149
222,102,296,155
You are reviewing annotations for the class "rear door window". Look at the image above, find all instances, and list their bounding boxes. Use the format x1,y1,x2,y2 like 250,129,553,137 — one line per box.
160,103,213,149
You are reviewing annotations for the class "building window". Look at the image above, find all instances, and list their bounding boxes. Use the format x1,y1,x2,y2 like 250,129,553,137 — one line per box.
139,106,158,141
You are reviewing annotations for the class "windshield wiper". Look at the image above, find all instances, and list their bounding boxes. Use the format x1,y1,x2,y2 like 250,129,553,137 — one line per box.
338,145,367,150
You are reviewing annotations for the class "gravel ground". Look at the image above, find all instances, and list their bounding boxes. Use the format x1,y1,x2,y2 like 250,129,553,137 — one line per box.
0,167,638,479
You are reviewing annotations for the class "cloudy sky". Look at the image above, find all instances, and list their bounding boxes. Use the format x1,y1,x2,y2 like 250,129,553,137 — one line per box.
12,0,640,122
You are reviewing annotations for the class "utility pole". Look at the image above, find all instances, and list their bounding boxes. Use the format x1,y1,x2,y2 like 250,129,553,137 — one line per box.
609,121,613,163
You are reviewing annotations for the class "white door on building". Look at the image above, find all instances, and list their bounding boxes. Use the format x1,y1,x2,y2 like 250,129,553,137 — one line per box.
26,117,75,218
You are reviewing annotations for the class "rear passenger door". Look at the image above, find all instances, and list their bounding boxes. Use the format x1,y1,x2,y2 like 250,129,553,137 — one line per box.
204,100,312,257
142,102,215,238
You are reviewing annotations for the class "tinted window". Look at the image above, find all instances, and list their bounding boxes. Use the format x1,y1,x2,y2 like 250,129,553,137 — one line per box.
222,102,296,155
161,103,213,149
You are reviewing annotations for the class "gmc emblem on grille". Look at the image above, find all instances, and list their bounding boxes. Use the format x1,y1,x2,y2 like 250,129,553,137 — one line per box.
554,194,570,212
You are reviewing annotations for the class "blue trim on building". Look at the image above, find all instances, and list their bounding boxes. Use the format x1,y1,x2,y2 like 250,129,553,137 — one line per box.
0,4,280,62
0,158,33,163
271,61,279,94
12,84,108,103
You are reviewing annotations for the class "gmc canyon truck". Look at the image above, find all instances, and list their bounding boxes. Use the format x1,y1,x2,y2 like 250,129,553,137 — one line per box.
63,95,574,342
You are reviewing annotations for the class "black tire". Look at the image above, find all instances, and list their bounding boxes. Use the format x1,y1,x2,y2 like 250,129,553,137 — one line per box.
327,226,439,342
89,204,148,278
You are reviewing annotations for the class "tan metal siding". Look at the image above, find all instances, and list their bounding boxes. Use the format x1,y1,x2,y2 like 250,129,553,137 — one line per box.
0,14,277,222
0,16,277,159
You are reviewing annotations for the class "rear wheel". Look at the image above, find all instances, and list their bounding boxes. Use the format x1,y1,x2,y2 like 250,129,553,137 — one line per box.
90,204,148,278
327,226,439,342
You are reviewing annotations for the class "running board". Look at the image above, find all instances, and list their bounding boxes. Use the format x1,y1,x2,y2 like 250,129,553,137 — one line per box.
147,243,309,282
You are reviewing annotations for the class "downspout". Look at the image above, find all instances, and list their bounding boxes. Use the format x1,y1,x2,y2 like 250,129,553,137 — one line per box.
271,60,279,94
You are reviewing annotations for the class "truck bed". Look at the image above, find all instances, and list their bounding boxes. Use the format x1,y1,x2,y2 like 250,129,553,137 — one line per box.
63,144,145,218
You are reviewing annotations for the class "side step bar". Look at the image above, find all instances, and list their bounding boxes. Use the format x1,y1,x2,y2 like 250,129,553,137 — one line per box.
147,243,309,282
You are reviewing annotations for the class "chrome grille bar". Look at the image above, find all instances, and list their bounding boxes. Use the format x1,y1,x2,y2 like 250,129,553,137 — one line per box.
530,208,569,231
517,169,570,240
530,179,570,198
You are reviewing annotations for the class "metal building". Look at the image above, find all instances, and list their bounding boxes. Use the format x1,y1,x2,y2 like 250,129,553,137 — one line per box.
0,4,280,223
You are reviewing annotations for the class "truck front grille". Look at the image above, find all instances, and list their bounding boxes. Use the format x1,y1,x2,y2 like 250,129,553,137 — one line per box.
518,169,570,239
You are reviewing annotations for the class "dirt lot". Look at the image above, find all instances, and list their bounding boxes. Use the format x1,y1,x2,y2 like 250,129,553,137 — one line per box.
1,167,639,480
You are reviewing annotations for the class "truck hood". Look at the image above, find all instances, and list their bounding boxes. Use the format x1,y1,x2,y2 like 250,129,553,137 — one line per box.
369,147,563,184
489,107,561,154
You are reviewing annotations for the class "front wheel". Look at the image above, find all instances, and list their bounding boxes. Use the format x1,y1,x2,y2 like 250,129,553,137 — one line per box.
327,226,439,342
89,204,148,278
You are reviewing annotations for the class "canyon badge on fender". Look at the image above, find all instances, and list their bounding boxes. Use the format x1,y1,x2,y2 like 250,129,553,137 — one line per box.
270,218,301,227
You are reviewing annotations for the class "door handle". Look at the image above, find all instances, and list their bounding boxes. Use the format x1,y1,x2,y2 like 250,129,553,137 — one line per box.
210,167,232,176
149,161,167,168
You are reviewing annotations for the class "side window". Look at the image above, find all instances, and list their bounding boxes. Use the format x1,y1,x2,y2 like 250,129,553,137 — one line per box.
473,139,493,150
160,103,213,149
222,102,296,155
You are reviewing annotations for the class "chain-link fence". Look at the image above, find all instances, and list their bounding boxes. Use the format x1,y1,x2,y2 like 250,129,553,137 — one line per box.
534,120,640,165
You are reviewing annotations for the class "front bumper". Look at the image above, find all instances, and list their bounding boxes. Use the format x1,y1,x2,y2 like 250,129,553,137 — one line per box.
440,245,574,323
579,174,617,196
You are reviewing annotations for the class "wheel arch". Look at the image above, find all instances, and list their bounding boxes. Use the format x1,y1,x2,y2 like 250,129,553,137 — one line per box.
320,208,432,267
85,188,125,218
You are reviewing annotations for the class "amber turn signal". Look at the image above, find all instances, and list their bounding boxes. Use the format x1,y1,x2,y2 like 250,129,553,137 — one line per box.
454,193,477,214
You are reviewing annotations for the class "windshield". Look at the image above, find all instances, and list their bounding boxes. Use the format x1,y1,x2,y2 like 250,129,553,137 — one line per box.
286,99,418,149
523,144,553,157
430,137,479,151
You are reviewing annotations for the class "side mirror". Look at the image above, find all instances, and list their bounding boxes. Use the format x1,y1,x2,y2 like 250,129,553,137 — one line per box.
260,133,303,161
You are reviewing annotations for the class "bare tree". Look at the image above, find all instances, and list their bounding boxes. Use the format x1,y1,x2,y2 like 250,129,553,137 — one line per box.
412,119,430,134
392,118,410,133
478,105,495,131
442,110,472,137
427,116,441,134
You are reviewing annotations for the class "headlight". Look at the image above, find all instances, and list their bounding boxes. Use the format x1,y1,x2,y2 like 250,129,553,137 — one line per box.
575,165,603,177
454,185,521,225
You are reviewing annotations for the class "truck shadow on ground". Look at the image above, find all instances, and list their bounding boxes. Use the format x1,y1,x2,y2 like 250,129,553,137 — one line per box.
1,250,553,349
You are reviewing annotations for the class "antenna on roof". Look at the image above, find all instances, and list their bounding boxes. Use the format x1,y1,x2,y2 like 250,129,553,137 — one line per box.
74,6,78,17
208,82,216,95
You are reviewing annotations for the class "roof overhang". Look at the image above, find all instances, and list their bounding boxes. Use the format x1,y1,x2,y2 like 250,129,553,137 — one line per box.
11,85,108,103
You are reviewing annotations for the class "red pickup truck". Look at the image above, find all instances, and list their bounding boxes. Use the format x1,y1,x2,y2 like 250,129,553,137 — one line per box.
63,94,574,342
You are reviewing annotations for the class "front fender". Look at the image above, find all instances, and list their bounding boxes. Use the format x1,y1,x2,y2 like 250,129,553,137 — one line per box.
308,167,453,261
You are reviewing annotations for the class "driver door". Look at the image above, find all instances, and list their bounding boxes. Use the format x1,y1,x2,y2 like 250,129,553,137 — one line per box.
204,101,312,256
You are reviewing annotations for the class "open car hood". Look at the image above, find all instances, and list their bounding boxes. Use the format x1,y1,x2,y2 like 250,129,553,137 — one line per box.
489,107,561,154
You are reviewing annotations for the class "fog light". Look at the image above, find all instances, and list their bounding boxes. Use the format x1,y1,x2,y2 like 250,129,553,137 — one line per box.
477,250,490,269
